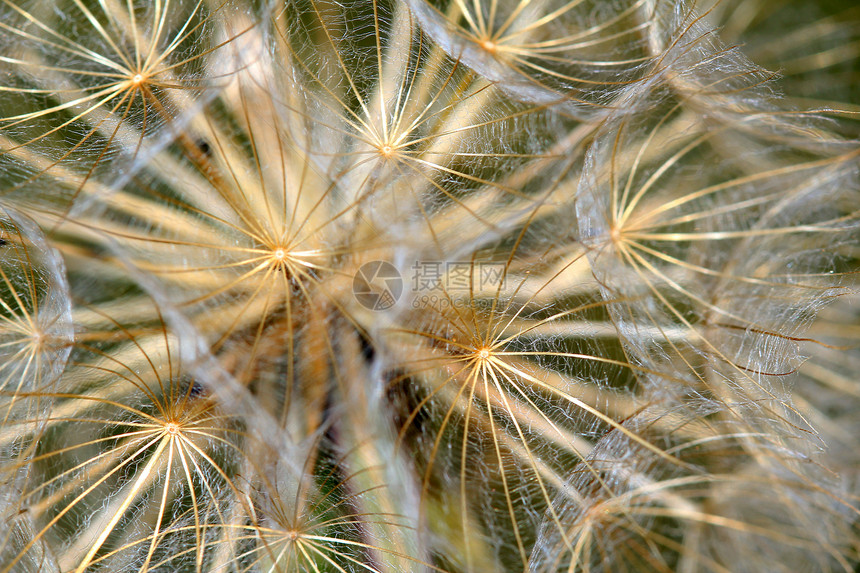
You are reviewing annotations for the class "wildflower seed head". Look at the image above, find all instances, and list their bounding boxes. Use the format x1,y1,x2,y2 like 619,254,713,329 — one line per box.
0,0,245,212
0,207,73,409
1,1,858,571
479,39,497,54
609,225,623,245
404,0,666,116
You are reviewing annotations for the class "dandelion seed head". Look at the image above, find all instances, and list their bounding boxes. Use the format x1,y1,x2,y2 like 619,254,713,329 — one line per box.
609,225,624,245
3,0,858,570
267,246,298,271
479,39,497,54
26,329,48,352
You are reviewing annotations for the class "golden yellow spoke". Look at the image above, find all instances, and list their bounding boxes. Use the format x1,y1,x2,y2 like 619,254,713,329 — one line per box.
491,356,683,467
22,390,163,424
289,161,378,244
154,18,256,78
0,347,36,392
145,0,205,72
392,70,488,146
626,239,833,291
484,360,574,551
489,360,593,461
175,435,246,502
0,280,35,333
73,436,170,572
623,245,810,346
141,0,169,71
233,82,283,244
628,219,855,241
513,23,652,54
75,358,169,418
617,246,813,418
93,215,268,254
21,433,150,522
298,540,334,573
390,327,476,353
413,362,480,501
402,96,541,150
8,429,156,502
0,57,126,80
625,144,853,228
481,361,529,566
71,0,134,69
138,437,176,572
610,244,711,389
451,0,481,38
209,262,280,351
301,1,378,137
192,142,275,246
492,299,615,349
0,80,125,137
505,0,585,41
142,256,275,276
639,189,787,229
173,437,207,570
395,157,515,227
0,312,33,336
180,259,272,307
0,4,129,74
1,433,162,573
